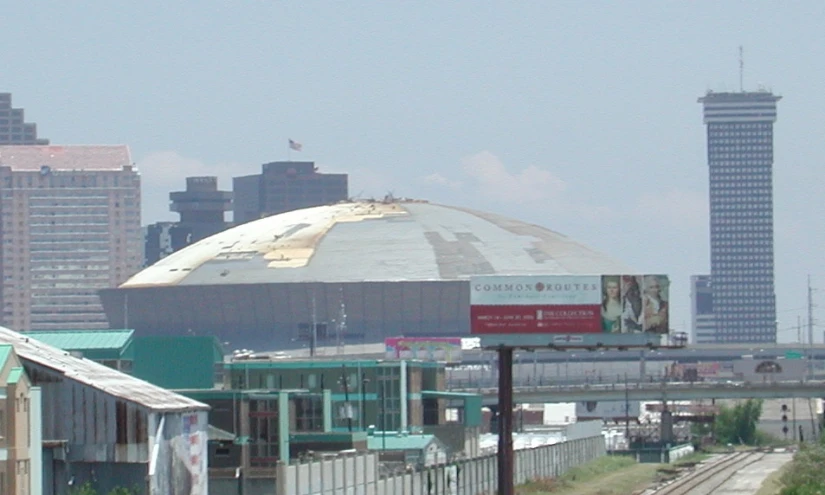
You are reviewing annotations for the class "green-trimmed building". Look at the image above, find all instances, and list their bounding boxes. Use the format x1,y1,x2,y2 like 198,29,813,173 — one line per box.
177,358,481,472
21,331,225,389
120,335,225,389
226,359,446,433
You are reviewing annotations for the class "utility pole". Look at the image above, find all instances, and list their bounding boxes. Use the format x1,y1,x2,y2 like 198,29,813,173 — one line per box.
624,373,630,440
808,276,815,380
311,290,318,357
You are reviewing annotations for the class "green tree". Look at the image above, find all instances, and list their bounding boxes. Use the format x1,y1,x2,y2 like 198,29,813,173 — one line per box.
713,399,763,445
68,482,141,495
69,482,97,495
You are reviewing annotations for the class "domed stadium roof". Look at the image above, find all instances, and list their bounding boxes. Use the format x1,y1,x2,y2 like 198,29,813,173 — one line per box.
124,201,632,288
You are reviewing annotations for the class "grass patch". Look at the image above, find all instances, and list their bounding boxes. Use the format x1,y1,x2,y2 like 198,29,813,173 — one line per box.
517,455,662,495
559,455,637,484
672,451,710,468
755,455,794,495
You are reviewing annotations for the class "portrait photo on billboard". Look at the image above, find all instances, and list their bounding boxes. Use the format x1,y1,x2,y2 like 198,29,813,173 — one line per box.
620,275,643,333
642,274,669,333
601,275,623,333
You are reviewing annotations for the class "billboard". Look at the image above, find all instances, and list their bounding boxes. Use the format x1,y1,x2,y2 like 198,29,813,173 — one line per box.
733,358,806,381
576,400,641,420
670,362,721,381
384,337,463,363
470,274,670,335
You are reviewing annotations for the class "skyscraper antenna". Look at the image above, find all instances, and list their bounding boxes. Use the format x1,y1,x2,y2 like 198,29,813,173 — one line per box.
739,46,744,92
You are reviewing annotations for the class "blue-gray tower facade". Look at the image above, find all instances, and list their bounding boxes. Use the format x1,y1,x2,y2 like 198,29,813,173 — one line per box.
698,91,780,343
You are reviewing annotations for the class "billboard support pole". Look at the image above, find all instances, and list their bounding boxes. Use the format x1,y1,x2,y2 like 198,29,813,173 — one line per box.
497,347,514,495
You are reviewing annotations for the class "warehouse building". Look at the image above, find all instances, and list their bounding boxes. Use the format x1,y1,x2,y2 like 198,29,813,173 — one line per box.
0,326,210,495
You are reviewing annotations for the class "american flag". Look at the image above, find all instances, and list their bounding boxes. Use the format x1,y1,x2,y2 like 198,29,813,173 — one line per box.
289,139,303,152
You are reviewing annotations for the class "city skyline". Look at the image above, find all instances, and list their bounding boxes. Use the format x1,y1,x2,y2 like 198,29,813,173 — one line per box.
5,2,825,341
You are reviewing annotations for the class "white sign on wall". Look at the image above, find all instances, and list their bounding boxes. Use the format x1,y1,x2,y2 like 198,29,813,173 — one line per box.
575,400,641,420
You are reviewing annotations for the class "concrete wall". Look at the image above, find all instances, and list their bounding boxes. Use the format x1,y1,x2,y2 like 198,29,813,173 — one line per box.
211,477,275,495
270,431,605,495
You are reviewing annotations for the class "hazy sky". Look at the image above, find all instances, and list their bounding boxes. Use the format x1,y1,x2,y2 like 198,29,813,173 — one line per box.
5,2,825,342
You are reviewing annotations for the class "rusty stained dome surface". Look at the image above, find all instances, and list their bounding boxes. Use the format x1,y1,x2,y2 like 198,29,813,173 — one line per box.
123,201,633,288
0,326,208,413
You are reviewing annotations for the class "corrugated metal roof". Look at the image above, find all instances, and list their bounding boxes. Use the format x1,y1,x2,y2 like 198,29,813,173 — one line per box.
0,326,208,412
24,330,134,352
0,345,11,371
122,201,633,288
0,145,132,171
208,424,236,442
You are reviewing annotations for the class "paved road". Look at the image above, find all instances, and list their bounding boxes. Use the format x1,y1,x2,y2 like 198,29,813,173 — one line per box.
695,453,793,495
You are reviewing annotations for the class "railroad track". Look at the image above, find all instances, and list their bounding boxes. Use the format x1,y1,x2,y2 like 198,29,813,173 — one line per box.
647,450,765,495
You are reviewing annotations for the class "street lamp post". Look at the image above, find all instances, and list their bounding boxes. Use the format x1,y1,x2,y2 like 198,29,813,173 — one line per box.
339,365,353,432
380,377,387,451
361,373,369,431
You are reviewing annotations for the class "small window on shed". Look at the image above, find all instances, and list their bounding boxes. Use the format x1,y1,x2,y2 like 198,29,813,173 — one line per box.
116,401,128,444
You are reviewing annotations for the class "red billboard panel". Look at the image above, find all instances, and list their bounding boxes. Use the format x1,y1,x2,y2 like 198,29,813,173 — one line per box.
470,304,601,334
470,274,670,335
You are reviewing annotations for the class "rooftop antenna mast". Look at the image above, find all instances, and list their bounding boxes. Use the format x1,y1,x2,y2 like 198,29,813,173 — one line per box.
739,46,744,92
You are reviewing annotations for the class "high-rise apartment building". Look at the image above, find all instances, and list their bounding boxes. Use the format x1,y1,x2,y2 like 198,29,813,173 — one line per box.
0,93,48,145
0,145,141,331
698,91,780,343
233,161,348,224
690,275,716,344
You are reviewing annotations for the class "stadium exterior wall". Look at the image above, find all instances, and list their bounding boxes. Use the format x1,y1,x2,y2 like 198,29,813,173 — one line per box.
101,281,472,352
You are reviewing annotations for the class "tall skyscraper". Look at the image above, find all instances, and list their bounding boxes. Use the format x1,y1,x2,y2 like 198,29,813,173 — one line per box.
698,91,780,343
233,161,348,224
0,93,49,145
690,275,716,344
0,145,141,331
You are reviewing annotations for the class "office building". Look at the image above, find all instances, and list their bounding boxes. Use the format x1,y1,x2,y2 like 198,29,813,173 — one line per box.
143,222,182,267
169,176,232,241
698,91,781,343
0,145,142,331
144,176,232,266
0,93,48,145
233,161,347,224
690,275,716,344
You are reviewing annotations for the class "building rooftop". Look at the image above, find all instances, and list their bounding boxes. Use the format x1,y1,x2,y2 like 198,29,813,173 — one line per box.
366,433,440,451
123,201,632,288
0,145,132,171
6,367,24,384
24,330,134,357
0,326,208,412
698,90,781,103
0,344,11,370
